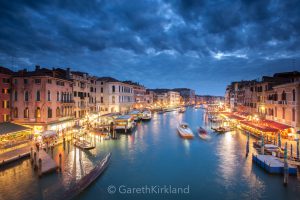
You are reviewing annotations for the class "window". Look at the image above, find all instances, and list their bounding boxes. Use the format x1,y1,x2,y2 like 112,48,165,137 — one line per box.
24,79,28,84
14,90,18,101
47,90,51,101
14,79,17,84
101,97,103,103
47,79,52,84
275,107,277,117
281,91,286,101
48,107,52,118
101,87,103,93
35,79,41,84
3,114,9,122
2,78,10,83
112,96,115,103
35,107,41,118
293,89,296,101
24,107,29,118
292,109,295,121
13,108,18,118
57,92,60,101
282,108,285,119
25,91,29,101
56,107,60,117
112,85,115,93
36,90,40,101
2,100,9,108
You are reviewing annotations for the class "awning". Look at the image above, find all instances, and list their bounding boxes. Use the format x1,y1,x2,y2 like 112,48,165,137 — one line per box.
41,130,57,138
0,122,31,135
222,113,245,121
240,121,278,133
262,120,291,130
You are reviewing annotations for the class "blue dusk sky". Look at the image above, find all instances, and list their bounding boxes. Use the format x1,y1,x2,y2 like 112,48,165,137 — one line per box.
0,0,300,95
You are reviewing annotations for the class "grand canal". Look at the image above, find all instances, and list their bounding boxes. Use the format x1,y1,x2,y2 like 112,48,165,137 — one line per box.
1,108,300,200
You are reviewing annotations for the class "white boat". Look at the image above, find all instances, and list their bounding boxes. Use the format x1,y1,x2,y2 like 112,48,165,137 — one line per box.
141,110,152,120
177,123,194,139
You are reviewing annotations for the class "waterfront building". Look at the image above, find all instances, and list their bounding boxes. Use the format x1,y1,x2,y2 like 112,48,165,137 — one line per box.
0,67,13,122
173,88,195,105
151,89,181,107
71,71,96,120
97,77,134,114
11,66,74,134
196,95,225,105
123,81,148,109
225,71,300,132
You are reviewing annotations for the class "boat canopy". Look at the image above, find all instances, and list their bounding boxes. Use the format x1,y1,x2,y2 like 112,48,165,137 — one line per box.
115,115,132,121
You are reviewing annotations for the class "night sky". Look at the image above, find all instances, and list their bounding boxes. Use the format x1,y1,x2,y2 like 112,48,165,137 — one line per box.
0,0,300,95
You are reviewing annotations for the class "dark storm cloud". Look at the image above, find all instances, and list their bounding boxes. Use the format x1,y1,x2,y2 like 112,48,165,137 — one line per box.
0,0,300,95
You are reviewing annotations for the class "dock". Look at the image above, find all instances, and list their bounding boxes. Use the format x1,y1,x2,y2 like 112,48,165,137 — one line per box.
252,154,297,175
0,145,32,166
34,150,58,176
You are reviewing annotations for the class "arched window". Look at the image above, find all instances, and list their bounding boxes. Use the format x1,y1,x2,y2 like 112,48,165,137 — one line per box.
292,89,296,101
112,85,115,93
36,107,41,118
48,107,52,118
24,107,29,118
47,90,51,101
24,91,29,101
36,90,40,101
292,108,295,121
56,107,60,117
112,96,115,104
14,108,18,118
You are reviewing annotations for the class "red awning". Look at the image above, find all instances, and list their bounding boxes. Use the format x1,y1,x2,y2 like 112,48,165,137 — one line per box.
262,120,291,130
240,121,278,133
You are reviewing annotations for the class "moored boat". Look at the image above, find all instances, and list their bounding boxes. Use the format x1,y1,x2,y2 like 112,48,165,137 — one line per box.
63,153,111,200
141,110,152,120
177,123,194,139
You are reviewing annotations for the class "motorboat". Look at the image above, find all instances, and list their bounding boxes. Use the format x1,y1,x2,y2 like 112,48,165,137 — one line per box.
141,110,152,120
177,123,194,139
198,127,211,140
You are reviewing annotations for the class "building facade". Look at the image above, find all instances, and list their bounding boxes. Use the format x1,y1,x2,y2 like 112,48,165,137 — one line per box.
97,77,134,114
0,67,13,122
12,66,74,134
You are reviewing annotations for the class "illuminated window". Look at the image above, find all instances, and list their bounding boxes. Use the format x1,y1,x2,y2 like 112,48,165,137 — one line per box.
24,107,29,118
36,107,41,118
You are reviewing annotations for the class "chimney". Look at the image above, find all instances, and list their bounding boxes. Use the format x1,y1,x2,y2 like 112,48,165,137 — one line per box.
35,65,40,71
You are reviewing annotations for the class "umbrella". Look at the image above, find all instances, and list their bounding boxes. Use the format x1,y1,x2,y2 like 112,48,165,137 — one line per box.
278,132,281,148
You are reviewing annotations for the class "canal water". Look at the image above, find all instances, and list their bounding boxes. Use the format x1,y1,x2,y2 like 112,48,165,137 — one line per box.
1,108,300,200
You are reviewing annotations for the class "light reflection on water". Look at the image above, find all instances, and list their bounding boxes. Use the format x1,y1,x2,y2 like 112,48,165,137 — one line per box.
1,108,300,200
